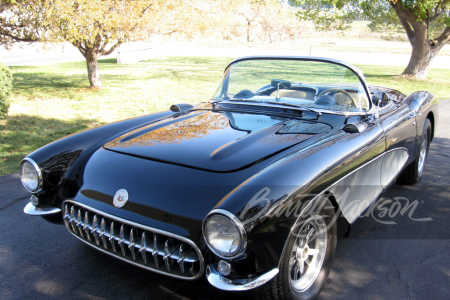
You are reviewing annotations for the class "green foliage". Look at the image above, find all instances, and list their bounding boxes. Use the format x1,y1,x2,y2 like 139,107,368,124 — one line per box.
363,1,402,32
0,63,13,119
293,0,450,34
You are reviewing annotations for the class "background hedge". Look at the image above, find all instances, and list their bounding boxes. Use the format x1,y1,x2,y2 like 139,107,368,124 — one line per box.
0,62,13,119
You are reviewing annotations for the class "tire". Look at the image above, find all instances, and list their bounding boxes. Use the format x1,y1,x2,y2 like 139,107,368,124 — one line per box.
257,196,337,300
397,119,432,185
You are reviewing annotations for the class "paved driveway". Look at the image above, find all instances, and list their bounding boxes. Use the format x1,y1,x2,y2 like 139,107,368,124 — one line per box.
0,100,449,300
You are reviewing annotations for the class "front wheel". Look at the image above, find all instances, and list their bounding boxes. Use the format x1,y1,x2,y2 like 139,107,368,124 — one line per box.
397,119,432,184
257,197,337,300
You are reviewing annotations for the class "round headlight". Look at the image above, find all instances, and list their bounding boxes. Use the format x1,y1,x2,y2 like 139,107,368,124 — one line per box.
19,158,42,193
203,211,246,258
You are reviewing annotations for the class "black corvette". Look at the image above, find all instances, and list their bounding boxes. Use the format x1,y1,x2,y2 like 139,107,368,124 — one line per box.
20,56,438,300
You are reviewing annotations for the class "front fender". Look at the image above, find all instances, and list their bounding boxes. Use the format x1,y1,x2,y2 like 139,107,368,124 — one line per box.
26,110,177,209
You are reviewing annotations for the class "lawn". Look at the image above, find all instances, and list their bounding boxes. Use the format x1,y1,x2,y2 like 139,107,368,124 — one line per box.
1,56,449,175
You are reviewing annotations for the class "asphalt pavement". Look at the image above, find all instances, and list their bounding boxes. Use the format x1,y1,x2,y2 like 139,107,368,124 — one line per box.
0,100,449,300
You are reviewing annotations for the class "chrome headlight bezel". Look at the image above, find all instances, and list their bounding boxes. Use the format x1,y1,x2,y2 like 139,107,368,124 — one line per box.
19,157,43,193
203,209,247,259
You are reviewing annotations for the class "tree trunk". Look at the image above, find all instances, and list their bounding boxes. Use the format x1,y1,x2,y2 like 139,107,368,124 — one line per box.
247,22,250,42
401,21,436,79
394,8,438,79
402,42,437,79
86,49,102,89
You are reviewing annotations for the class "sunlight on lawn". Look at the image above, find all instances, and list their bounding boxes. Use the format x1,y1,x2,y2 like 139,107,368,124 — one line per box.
1,56,449,175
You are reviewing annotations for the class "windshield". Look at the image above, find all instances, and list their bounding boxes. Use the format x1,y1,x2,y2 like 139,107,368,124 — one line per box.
213,58,370,113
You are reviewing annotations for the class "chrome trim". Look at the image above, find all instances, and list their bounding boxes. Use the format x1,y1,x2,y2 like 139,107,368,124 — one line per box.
206,264,279,291
23,202,61,216
19,157,43,193
222,55,373,113
203,209,247,260
63,200,205,281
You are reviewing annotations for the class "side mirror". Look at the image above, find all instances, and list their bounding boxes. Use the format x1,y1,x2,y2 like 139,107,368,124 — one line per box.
372,92,390,119
372,92,390,106
271,79,291,89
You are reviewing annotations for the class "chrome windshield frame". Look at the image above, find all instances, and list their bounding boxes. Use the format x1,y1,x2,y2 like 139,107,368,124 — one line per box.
211,56,375,117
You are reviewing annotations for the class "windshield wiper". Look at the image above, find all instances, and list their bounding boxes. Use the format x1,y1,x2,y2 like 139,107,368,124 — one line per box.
265,101,322,116
218,99,322,116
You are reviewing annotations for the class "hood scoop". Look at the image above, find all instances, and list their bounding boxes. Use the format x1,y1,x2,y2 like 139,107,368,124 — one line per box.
104,111,330,172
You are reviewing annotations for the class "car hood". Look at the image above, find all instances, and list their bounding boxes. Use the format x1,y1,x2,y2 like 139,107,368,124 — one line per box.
104,110,332,172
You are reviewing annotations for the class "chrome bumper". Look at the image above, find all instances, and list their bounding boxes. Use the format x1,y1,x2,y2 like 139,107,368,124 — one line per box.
23,202,62,216
206,264,279,291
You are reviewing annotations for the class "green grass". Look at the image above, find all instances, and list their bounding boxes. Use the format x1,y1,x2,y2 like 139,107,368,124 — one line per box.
1,56,450,175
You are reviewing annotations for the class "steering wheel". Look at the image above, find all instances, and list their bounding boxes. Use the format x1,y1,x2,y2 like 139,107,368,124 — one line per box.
317,88,358,107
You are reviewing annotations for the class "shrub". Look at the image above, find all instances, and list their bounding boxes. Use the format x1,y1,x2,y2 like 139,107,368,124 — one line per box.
0,62,13,119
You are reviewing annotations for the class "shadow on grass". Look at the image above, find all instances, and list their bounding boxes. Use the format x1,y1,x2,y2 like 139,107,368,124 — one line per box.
98,58,117,64
9,57,226,98
363,74,396,79
0,114,99,176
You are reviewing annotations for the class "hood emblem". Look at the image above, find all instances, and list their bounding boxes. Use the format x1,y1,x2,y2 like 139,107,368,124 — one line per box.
113,189,129,208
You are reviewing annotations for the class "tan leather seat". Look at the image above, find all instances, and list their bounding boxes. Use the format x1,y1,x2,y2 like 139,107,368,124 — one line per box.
270,90,307,99
335,93,353,106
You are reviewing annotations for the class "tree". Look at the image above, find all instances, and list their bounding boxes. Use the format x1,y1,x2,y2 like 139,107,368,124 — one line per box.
238,0,266,42
1,0,206,89
0,0,49,48
292,0,450,79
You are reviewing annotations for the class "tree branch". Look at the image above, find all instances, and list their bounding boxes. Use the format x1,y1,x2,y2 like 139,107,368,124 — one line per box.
141,3,152,15
395,11,416,43
434,26,450,47
98,37,109,54
428,7,446,23
71,40,87,57
0,30,38,42
100,41,123,56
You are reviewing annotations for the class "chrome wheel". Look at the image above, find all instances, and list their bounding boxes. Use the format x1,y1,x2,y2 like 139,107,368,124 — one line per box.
418,130,428,177
289,216,327,293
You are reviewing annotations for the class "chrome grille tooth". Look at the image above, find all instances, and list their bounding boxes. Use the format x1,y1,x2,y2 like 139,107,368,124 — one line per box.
77,209,84,238
118,225,126,257
163,239,177,272
177,244,191,274
139,232,148,264
100,218,108,249
109,221,117,253
152,234,160,268
83,211,91,242
70,206,78,233
63,204,70,228
128,228,136,260
91,215,100,246
62,202,203,279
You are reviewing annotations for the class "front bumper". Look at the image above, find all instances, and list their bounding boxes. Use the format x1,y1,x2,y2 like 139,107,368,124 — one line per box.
23,201,62,216
206,264,279,291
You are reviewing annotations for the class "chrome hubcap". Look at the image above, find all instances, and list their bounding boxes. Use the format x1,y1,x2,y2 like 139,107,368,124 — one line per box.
418,131,428,177
289,216,327,293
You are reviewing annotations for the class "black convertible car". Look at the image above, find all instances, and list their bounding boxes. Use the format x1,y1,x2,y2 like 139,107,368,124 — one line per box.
20,56,438,300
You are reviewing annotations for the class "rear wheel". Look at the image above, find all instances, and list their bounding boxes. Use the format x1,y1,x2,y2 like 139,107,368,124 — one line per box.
397,119,431,184
257,197,337,300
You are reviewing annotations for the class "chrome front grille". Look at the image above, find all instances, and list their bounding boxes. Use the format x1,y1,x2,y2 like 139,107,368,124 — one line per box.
63,200,204,280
